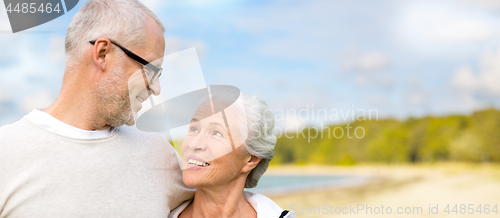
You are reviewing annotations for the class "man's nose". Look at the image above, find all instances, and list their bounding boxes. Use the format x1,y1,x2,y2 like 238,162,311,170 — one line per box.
148,79,161,96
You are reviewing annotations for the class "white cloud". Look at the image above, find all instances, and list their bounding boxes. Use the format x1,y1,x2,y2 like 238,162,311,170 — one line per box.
337,48,391,87
162,0,236,8
450,48,500,113
0,33,18,63
408,92,427,106
403,79,430,107
395,0,500,57
0,2,11,31
451,48,500,97
398,1,499,43
164,36,206,59
369,94,389,107
233,0,363,61
429,18,497,43
0,86,11,102
49,35,65,64
357,52,390,71
456,0,500,11
451,66,477,91
0,34,65,87
338,48,390,72
20,91,54,113
0,33,65,124
139,0,162,12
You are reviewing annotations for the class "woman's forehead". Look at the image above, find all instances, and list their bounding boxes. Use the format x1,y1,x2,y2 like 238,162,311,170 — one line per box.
192,110,222,123
192,102,242,122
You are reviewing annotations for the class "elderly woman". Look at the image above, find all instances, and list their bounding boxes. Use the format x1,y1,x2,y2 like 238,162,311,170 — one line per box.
168,93,294,218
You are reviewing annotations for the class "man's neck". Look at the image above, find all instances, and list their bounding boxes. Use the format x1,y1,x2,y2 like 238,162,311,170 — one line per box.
43,90,109,131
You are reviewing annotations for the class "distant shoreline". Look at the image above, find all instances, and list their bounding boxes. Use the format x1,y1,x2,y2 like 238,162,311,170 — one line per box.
249,174,372,196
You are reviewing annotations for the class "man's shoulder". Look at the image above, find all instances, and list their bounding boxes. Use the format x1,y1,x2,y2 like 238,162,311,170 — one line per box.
0,117,27,130
118,125,168,143
117,125,178,154
0,118,38,140
0,118,46,163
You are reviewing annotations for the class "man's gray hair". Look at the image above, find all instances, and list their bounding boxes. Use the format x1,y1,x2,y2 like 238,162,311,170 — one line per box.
238,93,277,189
65,0,164,61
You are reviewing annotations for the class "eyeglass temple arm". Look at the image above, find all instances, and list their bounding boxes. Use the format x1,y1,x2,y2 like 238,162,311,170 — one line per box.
89,40,161,73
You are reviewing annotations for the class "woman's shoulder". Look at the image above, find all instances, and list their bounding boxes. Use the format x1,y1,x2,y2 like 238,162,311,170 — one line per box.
244,191,295,218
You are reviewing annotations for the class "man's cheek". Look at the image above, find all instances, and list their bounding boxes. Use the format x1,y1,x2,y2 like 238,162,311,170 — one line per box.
128,72,147,90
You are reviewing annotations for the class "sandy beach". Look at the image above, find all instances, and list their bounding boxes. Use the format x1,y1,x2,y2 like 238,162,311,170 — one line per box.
265,164,500,218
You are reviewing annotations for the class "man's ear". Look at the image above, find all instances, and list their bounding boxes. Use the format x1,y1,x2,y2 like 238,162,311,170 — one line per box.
242,155,261,173
91,38,112,72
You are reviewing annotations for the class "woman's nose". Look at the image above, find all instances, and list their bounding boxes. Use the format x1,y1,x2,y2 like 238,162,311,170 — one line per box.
188,133,207,151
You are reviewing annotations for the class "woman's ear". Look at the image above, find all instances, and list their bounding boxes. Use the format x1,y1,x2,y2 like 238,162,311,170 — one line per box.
241,155,261,173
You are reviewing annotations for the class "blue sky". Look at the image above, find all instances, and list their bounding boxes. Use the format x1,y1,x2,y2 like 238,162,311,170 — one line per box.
1,0,500,129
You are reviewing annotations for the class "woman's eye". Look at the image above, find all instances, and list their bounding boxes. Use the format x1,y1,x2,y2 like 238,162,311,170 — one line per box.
213,131,223,137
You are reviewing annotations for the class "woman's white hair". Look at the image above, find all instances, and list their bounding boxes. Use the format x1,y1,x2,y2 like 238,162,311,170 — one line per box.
237,93,277,188
65,0,164,62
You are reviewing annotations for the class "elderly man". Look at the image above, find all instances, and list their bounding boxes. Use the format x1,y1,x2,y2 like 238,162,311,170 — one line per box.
0,0,193,217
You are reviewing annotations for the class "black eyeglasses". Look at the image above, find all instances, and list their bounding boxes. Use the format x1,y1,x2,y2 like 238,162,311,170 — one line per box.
89,39,163,85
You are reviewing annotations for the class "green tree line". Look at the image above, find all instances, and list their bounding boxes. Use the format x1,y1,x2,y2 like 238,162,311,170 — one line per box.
271,108,500,165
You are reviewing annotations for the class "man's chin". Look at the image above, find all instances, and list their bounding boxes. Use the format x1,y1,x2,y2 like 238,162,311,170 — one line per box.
124,118,136,126
123,111,137,126
130,110,139,125
106,110,136,127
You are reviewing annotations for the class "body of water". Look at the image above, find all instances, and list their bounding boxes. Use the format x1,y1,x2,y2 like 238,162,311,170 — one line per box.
246,175,370,195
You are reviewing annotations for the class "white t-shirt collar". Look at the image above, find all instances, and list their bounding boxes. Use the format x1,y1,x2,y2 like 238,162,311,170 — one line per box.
24,108,116,139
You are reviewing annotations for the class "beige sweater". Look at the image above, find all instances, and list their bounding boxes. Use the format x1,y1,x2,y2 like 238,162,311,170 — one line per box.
0,118,194,218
